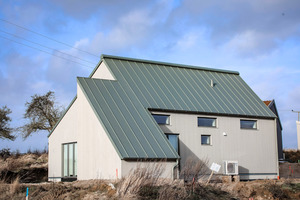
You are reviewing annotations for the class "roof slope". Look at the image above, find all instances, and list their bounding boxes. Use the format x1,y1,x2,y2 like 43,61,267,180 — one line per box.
264,100,282,130
77,77,179,159
102,55,276,118
76,55,276,159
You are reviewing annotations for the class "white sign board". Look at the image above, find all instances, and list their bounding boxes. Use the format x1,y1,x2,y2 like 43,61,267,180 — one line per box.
210,163,221,173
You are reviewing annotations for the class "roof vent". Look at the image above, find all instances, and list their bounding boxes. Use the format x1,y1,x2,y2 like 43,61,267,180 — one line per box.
210,80,214,87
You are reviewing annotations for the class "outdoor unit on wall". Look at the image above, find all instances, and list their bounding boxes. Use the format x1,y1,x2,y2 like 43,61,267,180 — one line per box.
224,161,238,175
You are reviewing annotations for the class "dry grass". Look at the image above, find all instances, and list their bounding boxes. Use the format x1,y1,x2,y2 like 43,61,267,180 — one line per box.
0,152,48,184
9,176,20,195
117,161,166,198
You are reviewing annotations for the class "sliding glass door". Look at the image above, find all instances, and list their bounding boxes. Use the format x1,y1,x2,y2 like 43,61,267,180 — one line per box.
63,143,77,177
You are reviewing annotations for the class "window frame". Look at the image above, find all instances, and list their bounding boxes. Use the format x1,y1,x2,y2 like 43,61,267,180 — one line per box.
152,114,170,125
240,119,257,130
197,117,217,128
62,142,77,177
201,135,211,145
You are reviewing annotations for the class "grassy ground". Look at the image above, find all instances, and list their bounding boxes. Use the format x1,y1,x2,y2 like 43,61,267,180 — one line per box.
1,150,300,199
1,178,300,199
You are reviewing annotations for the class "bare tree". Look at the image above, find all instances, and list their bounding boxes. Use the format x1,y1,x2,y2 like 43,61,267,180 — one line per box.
21,91,63,138
0,106,15,140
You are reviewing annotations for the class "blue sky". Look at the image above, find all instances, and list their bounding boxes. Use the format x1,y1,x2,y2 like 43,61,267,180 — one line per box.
0,0,300,152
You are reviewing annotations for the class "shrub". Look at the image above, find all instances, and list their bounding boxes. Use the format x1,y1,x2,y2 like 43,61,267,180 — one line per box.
0,148,11,160
283,149,300,163
159,183,187,200
138,185,160,200
265,182,290,199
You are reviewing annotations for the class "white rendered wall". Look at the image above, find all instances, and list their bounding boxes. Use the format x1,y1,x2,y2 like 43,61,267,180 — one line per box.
121,160,177,179
77,84,121,180
48,99,79,181
91,61,115,80
152,111,278,180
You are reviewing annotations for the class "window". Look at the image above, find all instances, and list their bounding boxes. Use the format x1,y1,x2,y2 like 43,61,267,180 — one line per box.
63,143,77,177
152,114,170,125
166,134,179,153
198,117,216,127
201,135,211,145
240,120,257,129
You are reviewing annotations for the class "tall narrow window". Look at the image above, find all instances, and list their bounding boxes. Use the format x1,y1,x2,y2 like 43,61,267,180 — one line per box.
63,143,77,177
152,114,170,125
166,134,179,153
240,120,257,129
198,117,216,127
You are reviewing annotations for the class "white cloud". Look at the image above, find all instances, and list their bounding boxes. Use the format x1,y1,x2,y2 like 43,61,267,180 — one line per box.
170,0,300,57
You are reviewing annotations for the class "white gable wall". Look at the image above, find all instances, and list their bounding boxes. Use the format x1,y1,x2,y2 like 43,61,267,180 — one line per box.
91,61,115,80
77,84,121,180
49,83,122,181
48,99,79,181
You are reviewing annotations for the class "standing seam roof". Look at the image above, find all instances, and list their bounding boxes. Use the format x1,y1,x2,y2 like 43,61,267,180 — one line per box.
103,56,276,118
77,77,179,159
74,54,276,159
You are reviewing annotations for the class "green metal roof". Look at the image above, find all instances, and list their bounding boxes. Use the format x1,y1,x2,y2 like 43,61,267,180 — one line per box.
52,54,276,159
102,55,276,118
77,77,179,159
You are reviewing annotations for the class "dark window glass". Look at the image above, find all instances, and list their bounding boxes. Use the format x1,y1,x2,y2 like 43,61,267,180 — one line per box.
152,114,170,125
240,120,257,129
201,135,211,145
166,134,179,153
198,117,216,127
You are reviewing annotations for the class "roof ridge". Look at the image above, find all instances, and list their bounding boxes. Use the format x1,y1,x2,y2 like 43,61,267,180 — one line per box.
101,54,240,75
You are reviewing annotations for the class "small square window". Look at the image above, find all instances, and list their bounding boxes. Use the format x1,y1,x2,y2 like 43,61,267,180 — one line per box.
152,114,170,125
240,120,257,129
198,117,216,127
201,135,211,145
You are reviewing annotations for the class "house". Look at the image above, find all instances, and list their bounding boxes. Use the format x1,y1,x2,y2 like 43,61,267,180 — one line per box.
48,54,279,181
264,100,283,160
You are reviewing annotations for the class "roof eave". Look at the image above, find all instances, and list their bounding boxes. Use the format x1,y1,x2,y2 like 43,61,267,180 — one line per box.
148,108,276,120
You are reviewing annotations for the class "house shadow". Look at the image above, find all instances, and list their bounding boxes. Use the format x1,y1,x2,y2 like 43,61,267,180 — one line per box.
178,140,211,182
238,166,249,180
161,126,220,182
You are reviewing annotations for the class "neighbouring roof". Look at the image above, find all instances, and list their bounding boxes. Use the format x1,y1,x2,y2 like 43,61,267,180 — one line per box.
54,54,277,159
264,100,272,106
264,100,282,130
